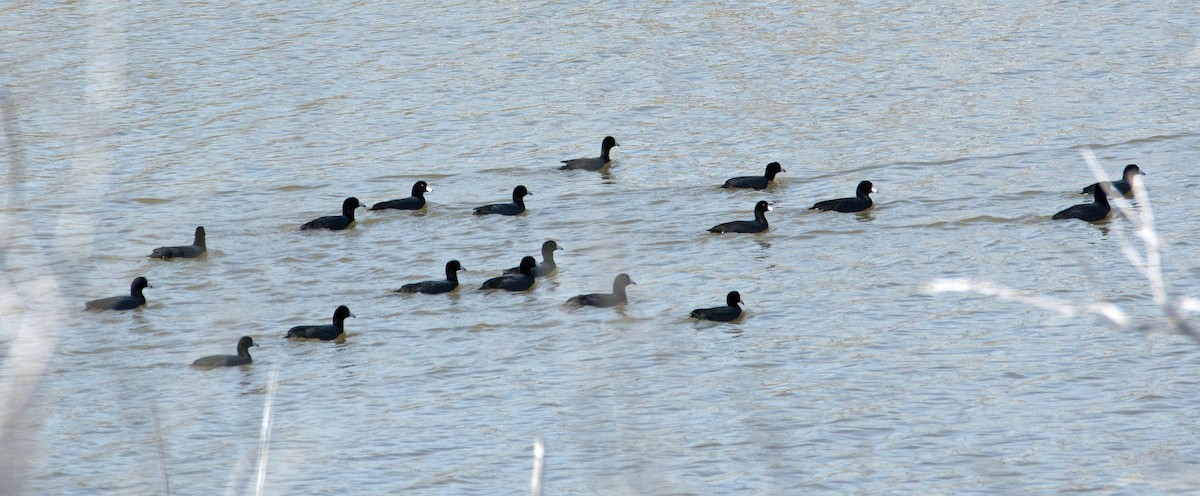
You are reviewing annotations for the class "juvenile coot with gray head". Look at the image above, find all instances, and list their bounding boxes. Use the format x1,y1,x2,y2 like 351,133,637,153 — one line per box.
709,201,772,234
722,162,785,190
811,181,877,213
192,336,257,368
1054,186,1111,222
480,256,536,291
503,240,561,277
690,291,744,322
371,181,431,211
473,185,530,216
149,226,206,259
396,260,464,294
567,273,635,308
285,305,354,340
560,136,619,171
301,197,364,230
1082,164,1144,196
85,277,151,311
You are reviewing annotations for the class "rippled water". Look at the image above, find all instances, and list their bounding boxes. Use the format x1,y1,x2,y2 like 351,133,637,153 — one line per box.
4,1,1200,494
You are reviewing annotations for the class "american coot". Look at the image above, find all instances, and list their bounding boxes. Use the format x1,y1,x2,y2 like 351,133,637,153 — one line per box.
192,336,257,368
285,306,355,340
149,226,206,259
722,162,785,190
503,240,561,277
567,273,635,308
709,201,772,234
690,291,744,322
559,136,619,171
301,197,365,231
85,277,151,311
473,186,530,216
1053,186,1111,222
371,181,431,211
811,181,877,213
1082,164,1144,196
396,260,465,295
480,256,537,291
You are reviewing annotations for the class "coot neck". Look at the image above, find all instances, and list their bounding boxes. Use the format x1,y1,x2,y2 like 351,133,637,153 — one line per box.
754,208,769,226
613,281,628,301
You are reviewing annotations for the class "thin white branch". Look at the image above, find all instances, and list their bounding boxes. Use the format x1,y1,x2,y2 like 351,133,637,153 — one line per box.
531,437,545,496
931,150,1195,341
927,279,1130,328
255,366,279,496
152,402,171,496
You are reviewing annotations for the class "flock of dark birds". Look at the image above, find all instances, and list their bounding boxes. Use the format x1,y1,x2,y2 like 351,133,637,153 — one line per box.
82,136,1146,368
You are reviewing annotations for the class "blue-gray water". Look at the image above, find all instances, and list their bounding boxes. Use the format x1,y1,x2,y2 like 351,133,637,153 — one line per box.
4,1,1200,494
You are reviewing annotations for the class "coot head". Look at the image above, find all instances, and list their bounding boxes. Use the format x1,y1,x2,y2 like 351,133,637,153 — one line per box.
513,185,530,201
614,273,635,288
1122,164,1144,179
333,305,355,324
411,181,431,197
601,136,620,152
765,162,785,178
132,277,151,294
856,181,877,198
726,291,743,307
236,336,258,354
518,256,537,276
342,197,365,216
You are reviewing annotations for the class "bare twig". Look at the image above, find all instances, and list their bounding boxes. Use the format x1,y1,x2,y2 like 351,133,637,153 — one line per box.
151,401,171,496
255,366,279,496
928,148,1196,340
531,437,545,496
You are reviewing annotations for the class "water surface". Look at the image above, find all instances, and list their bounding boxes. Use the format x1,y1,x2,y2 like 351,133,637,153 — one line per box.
3,1,1200,494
